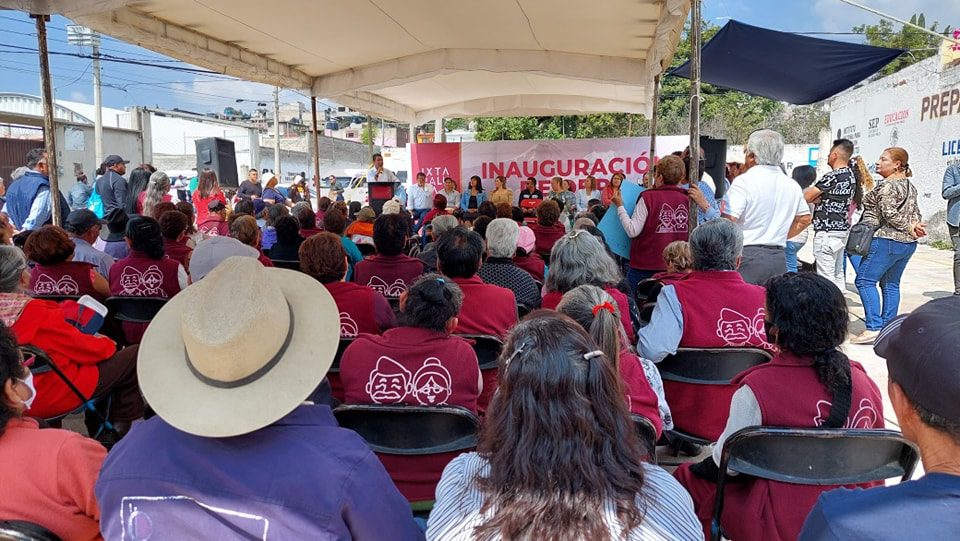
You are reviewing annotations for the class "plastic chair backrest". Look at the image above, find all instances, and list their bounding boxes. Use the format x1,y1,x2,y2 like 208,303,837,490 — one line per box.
638,302,656,327
517,303,533,318
330,338,353,374
270,259,301,272
720,427,919,486
457,334,503,371
104,297,168,323
357,243,376,256
710,426,920,541
658,348,772,385
631,414,658,456
20,345,54,377
334,404,480,455
634,279,663,305
0,520,61,541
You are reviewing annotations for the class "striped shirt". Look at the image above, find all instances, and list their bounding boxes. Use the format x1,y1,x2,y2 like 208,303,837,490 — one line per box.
426,452,703,541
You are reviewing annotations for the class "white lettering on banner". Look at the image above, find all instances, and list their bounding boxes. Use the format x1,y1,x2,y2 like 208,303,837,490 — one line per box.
460,136,689,192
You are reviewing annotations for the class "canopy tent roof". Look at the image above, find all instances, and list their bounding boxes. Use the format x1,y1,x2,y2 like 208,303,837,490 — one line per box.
670,20,905,105
3,0,690,124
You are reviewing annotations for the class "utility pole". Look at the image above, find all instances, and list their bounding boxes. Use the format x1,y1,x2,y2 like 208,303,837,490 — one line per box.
366,116,374,157
33,14,62,226
273,85,281,177
67,26,102,165
310,96,320,203
647,74,661,189
92,40,102,165
687,0,702,233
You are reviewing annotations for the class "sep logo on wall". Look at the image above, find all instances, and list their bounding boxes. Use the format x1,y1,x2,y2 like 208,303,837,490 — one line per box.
867,117,880,138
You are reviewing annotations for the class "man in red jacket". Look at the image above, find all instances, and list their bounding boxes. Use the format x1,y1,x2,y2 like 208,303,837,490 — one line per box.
437,226,517,410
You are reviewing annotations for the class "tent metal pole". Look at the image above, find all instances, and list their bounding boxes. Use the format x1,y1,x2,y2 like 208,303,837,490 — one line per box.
647,74,661,189
687,0,702,233
32,14,62,227
837,0,959,46
310,96,321,201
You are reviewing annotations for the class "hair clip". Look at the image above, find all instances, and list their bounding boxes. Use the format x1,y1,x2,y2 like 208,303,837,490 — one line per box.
504,337,534,367
592,302,616,316
583,350,604,361
436,278,446,284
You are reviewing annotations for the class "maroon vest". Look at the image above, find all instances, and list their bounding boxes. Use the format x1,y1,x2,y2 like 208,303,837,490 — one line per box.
163,238,193,269
30,262,99,298
108,251,182,299
718,353,884,541
353,255,425,299
513,253,545,282
667,271,773,440
630,186,690,271
197,218,229,237
108,252,182,344
324,281,381,338
340,328,481,501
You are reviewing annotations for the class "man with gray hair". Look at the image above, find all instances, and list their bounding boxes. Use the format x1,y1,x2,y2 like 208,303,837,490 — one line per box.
638,218,773,443
477,218,541,312
723,129,811,285
418,214,458,272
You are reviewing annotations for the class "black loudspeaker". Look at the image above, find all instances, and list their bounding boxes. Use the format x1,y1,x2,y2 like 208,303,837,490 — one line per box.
700,136,727,199
195,137,239,188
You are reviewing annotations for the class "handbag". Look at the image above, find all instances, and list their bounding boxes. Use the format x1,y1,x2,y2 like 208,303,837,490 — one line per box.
845,178,911,257
86,187,105,218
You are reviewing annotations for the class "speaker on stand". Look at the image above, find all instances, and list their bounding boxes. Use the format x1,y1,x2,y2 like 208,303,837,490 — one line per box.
195,137,239,189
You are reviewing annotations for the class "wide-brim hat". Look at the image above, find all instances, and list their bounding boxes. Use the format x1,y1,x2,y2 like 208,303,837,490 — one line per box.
138,256,339,437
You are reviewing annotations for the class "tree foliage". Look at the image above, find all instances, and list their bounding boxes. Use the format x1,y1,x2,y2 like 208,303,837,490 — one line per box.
854,13,951,76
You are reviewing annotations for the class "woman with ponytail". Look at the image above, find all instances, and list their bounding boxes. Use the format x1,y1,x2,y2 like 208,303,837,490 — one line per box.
851,146,925,344
427,311,701,540
557,284,669,438
108,216,188,344
674,272,884,541
339,273,480,504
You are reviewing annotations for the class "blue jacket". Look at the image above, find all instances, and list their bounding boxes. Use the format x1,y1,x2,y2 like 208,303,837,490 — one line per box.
943,163,960,227
96,405,423,540
460,190,487,210
5,170,69,229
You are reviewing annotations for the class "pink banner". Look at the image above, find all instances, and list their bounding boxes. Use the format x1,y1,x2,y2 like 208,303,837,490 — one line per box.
460,136,689,191
410,142,461,189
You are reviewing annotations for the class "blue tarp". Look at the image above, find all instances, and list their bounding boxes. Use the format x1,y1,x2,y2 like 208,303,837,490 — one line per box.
670,20,905,105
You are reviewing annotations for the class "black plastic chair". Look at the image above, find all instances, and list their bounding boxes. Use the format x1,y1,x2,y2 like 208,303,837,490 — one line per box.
387,297,401,317
270,259,301,272
634,278,663,306
104,297,168,323
20,345,117,440
330,338,354,374
638,302,656,327
517,303,533,318
658,348,772,446
457,334,503,371
0,520,61,541
631,414,658,463
710,426,920,541
357,243,376,257
334,404,480,455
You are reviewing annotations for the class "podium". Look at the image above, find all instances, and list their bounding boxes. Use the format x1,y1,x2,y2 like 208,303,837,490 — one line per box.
368,181,396,215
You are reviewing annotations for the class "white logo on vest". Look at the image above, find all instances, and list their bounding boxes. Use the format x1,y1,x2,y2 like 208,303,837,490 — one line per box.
655,203,689,233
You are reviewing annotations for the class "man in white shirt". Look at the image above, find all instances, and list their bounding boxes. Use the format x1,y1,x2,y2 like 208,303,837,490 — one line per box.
723,129,811,285
365,153,406,206
407,172,435,233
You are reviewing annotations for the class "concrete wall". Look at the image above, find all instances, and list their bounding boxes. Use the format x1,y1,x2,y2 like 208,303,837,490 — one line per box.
259,134,371,179
830,57,960,241
55,122,144,196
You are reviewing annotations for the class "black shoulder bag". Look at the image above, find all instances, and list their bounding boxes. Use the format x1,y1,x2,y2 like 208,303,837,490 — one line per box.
846,179,911,257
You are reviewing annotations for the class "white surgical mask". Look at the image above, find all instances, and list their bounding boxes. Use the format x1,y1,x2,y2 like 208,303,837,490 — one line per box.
17,371,36,410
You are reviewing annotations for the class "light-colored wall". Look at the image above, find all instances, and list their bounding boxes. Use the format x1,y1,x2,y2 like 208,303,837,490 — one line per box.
830,56,960,241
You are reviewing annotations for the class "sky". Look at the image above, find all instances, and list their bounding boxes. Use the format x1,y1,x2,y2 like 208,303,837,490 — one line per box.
0,0,955,115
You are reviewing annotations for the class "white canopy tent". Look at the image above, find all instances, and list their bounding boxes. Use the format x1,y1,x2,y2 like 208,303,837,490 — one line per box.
2,0,690,124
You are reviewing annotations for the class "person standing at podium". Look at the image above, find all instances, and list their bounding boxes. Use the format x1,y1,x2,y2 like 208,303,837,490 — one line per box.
366,153,406,207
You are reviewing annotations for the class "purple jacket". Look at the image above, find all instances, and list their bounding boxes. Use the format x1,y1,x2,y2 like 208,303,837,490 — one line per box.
96,405,423,540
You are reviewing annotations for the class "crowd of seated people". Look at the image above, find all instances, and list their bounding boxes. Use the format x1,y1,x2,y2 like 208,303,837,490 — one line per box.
1,152,953,541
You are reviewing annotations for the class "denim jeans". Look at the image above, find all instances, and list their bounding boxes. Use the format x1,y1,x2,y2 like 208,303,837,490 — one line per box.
950,224,960,295
627,268,656,295
785,241,803,273
854,237,917,330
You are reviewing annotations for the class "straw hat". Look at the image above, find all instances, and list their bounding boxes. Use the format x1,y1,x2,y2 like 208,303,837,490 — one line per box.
138,256,339,437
